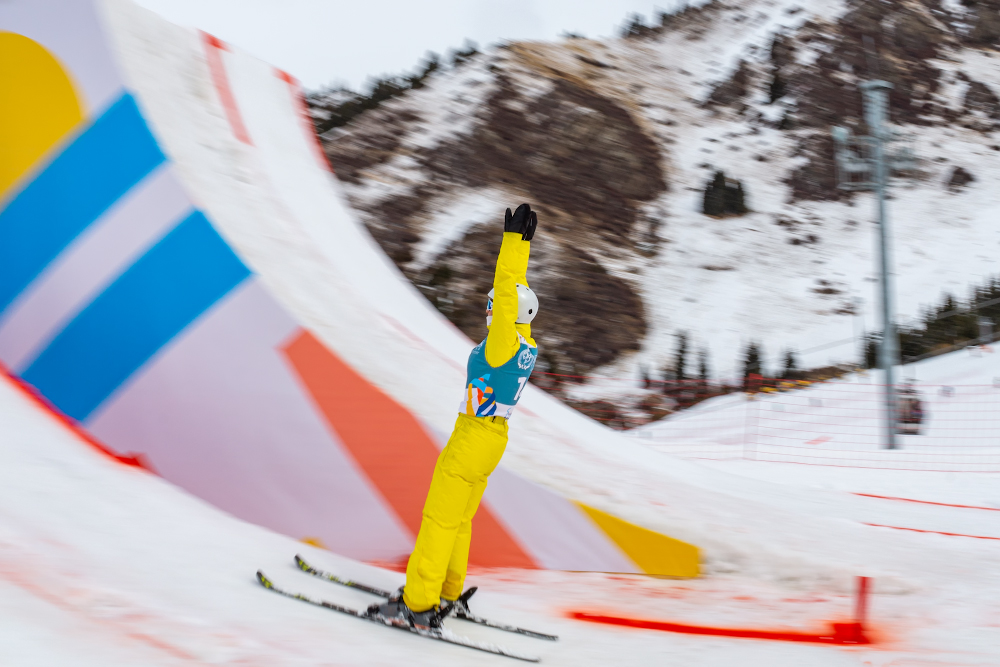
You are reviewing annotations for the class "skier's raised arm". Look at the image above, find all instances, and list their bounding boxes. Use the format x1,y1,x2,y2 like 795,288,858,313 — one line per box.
485,204,538,367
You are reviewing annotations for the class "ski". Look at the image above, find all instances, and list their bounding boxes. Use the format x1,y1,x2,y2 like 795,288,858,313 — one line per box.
256,570,540,663
294,554,392,597
294,555,558,641
446,587,560,641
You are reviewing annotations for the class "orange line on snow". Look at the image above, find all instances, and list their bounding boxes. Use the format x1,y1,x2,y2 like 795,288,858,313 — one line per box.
570,612,870,645
853,493,1000,512
201,32,253,145
275,68,333,173
864,523,1000,541
281,329,536,569
0,561,197,661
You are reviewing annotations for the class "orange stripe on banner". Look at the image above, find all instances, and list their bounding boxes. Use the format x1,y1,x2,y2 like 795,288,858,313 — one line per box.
201,32,253,146
281,329,535,568
274,69,333,173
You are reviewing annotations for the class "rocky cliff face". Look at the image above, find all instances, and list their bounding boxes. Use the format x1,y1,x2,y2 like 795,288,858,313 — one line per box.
317,41,670,379
310,0,1000,416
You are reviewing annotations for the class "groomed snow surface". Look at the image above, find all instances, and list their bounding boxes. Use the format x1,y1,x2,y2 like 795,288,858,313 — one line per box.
634,343,1000,471
3,350,1000,666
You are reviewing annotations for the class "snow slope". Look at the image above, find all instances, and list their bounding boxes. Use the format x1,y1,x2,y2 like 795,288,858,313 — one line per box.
633,342,1000,471
3,338,1000,665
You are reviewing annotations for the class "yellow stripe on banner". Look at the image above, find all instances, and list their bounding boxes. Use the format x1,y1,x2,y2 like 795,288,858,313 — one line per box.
577,502,699,577
300,537,328,549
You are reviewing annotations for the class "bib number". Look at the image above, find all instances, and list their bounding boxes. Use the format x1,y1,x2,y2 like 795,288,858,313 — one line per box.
514,376,528,401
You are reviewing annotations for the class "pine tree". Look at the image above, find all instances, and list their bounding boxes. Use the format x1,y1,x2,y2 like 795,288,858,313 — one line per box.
621,13,649,38
312,50,443,132
449,41,479,68
703,171,749,216
407,53,441,89
675,332,689,381
863,333,879,368
703,171,727,216
781,349,799,379
724,179,747,214
734,181,748,213
860,276,1000,364
743,342,762,378
698,349,709,381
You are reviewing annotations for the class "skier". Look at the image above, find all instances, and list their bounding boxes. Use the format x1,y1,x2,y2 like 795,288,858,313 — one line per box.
371,203,540,629
895,382,925,435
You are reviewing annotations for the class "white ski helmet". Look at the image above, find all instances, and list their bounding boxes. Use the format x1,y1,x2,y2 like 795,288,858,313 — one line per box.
487,284,539,326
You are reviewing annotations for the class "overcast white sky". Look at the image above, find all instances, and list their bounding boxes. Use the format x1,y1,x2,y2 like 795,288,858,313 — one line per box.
133,0,692,91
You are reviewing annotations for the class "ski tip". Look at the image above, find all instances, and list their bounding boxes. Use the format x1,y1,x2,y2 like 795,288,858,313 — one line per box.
256,570,273,588
294,554,313,572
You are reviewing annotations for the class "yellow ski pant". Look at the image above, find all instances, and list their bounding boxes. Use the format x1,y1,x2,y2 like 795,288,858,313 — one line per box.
403,412,508,612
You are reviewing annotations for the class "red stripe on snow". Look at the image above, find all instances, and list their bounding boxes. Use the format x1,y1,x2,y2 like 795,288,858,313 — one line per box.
0,564,197,660
570,612,871,645
853,492,1000,512
281,329,536,568
863,523,1000,541
274,68,333,173
201,32,253,145
0,361,153,472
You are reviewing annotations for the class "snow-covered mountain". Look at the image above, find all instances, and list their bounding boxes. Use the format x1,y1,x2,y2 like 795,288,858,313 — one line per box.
310,0,1000,403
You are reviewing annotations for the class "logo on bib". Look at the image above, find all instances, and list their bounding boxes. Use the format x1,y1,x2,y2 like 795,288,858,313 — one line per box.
466,373,496,417
517,348,535,370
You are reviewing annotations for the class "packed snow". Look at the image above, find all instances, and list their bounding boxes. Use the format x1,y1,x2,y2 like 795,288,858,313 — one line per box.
3,360,1000,665
633,340,1000,470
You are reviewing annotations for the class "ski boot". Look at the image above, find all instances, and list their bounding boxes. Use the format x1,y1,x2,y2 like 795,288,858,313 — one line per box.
367,588,445,631
441,586,477,619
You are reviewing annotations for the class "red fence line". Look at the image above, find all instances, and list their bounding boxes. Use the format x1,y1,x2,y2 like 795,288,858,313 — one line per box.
542,371,1000,471
852,493,1000,511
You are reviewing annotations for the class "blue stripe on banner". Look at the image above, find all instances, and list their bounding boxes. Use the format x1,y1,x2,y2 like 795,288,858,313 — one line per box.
0,94,166,315
22,211,251,422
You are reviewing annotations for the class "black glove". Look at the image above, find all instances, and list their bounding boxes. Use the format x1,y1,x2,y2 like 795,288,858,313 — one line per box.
523,211,537,241
504,203,538,241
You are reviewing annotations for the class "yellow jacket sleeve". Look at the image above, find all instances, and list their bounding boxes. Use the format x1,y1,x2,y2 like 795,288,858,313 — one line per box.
485,232,534,367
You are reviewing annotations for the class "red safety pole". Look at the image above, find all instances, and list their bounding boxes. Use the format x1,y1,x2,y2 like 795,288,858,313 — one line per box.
831,575,872,643
854,576,871,626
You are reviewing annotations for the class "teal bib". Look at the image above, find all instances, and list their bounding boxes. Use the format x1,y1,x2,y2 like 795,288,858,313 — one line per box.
459,334,538,419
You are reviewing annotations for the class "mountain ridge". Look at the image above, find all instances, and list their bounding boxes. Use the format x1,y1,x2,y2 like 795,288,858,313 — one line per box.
309,0,1000,418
